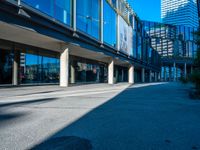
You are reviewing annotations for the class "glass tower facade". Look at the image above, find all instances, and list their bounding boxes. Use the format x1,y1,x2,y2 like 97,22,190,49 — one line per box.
161,0,199,28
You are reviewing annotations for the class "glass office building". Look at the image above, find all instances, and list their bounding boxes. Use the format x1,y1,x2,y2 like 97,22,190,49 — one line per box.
161,0,199,28
143,20,198,81
0,0,161,86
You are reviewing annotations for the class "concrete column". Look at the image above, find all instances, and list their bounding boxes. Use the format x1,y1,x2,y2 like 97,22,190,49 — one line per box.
169,67,172,81
122,69,124,82
149,70,152,82
108,59,114,84
142,68,145,83
115,68,118,83
155,72,158,82
158,72,161,81
12,50,20,85
184,63,187,78
60,48,69,87
173,62,176,82
128,65,134,84
164,67,167,81
70,63,75,84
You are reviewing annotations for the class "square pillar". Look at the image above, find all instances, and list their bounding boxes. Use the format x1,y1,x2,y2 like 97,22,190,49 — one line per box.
108,59,114,84
149,70,152,82
142,68,145,83
173,62,176,82
122,69,124,82
164,67,167,81
158,72,161,81
12,50,20,86
169,67,172,81
155,72,158,82
128,65,134,84
60,48,69,87
184,63,187,78
70,63,75,84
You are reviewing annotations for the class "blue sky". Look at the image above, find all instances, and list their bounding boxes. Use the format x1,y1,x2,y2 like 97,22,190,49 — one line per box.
128,0,161,22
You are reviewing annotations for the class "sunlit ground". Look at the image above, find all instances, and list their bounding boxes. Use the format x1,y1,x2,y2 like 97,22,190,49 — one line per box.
0,82,200,150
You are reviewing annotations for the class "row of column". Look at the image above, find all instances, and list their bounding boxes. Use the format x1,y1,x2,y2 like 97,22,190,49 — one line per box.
163,62,192,82
60,49,136,87
12,49,160,86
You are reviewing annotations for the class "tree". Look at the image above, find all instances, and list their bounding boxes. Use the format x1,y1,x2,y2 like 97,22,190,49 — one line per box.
191,29,200,94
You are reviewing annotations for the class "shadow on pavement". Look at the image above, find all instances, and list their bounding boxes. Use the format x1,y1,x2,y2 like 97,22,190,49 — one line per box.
0,98,58,108
33,136,92,150
30,83,194,150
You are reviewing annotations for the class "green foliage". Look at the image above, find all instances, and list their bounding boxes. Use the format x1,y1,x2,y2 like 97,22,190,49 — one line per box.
190,29,200,94
180,76,189,84
190,70,200,93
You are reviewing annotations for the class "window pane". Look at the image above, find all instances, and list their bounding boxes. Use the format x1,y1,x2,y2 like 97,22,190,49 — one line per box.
103,0,116,47
22,0,71,26
76,0,100,39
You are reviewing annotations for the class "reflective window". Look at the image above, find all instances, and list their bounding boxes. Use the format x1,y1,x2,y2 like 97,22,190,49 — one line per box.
0,49,13,84
103,0,116,47
71,57,107,83
20,50,60,84
76,0,100,39
22,0,71,26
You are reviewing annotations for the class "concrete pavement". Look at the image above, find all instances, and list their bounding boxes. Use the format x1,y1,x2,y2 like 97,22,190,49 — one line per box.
0,82,200,150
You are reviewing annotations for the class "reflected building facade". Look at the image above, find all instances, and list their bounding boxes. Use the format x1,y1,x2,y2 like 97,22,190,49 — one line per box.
143,20,197,81
0,0,161,86
161,0,199,28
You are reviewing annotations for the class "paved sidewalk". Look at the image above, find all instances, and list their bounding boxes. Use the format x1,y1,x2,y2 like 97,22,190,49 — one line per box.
0,82,200,150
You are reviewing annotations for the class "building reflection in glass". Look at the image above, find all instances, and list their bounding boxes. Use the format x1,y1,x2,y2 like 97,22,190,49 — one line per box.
20,49,60,84
71,56,108,83
0,49,13,84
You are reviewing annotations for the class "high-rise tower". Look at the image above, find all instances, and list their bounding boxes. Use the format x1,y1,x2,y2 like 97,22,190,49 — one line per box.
161,0,199,27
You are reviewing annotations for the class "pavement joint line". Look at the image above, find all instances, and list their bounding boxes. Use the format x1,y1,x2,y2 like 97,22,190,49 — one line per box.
0,85,129,99
0,89,125,104
0,86,129,100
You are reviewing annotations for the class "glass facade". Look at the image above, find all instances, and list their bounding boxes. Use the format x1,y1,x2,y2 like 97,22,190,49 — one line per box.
103,0,117,47
70,56,108,83
76,0,100,39
0,49,13,84
143,20,198,58
115,66,128,83
20,50,60,84
22,0,71,26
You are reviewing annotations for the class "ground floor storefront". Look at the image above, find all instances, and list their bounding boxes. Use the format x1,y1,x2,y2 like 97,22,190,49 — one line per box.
0,40,135,86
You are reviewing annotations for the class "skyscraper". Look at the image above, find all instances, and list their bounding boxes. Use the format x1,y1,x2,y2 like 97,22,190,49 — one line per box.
161,0,199,28
197,0,200,25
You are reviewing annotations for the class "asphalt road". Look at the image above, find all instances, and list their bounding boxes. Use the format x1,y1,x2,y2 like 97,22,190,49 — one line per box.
0,82,200,150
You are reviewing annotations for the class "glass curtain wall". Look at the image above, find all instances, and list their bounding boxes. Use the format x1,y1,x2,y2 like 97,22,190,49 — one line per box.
71,56,108,83
76,0,100,39
103,0,117,47
0,48,13,84
22,0,71,26
143,20,198,58
20,49,60,84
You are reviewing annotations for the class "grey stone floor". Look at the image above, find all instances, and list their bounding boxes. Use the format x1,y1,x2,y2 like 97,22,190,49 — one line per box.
0,82,200,150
